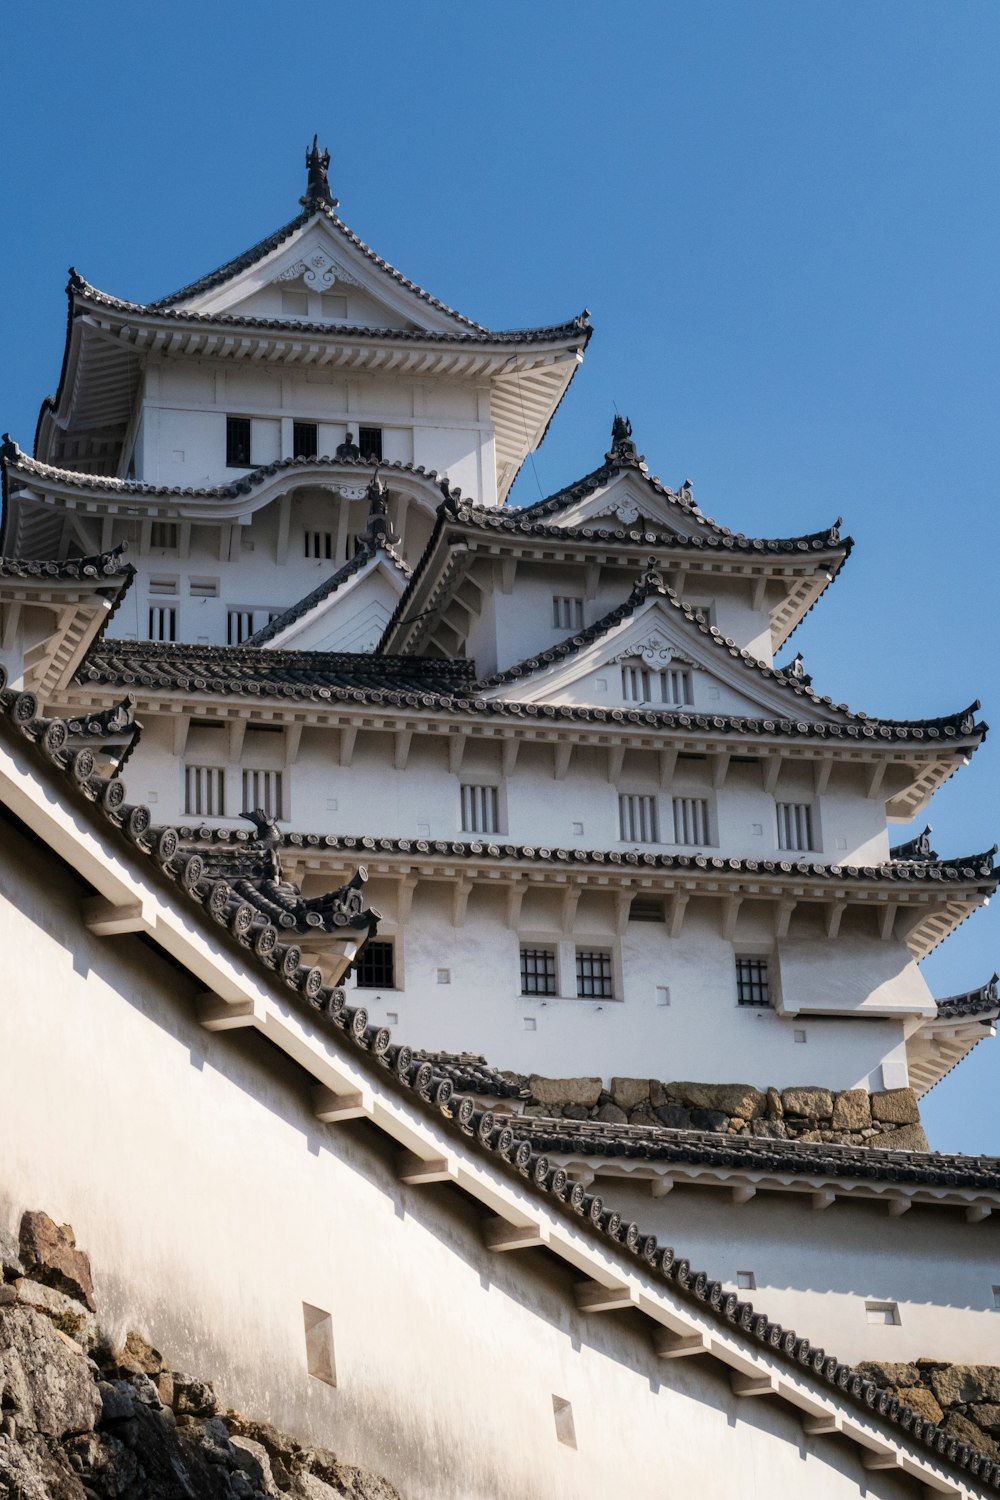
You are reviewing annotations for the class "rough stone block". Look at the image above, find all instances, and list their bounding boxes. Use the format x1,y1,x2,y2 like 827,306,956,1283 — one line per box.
870,1088,920,1125
931,1365,1000,1407
561,1103,590,1121
881,1122,929,1153
528,1076,603,1107
970,1404,1000,1437
0,1305,102,1438
14,1279,100,1353
943,1409,1000,1458
831,1089,872,1131
18,1213,96,1313
171,1373,217,1417
689,1108,728,1133
117,1329,162,1377
765,1086,783,1118
669,1082,764,1118
780,1087,833,1118
610,1077,651,1112
857,1361,921,1389
896,1385,944,1426
654,1104,691,1130
749,1118,786,1139
0,1228,24,1282
595,1102,628,1125
649,1079,667,1108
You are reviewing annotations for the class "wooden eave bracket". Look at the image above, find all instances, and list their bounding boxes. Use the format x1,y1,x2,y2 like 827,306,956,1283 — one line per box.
482,1215,546,1252
574,1279,635,1313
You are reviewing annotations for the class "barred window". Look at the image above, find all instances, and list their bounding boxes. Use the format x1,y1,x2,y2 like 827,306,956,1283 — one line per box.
672,796,709,845
621,660,651,703
150,522,178,550
777,802,816,852
305,531,334,559
358,426,383,461
293,421,318,459
628,896,663,922
659,667,693,706
148,605,176,642
520,947,557,996
460,783,499,834
355,941,395,989
226,416,252,468
552,596,583,631
735,957,771,1007
184,765,226,818
619,793,658,843
576,950,613,999
228,609,254,645
242,769,283,820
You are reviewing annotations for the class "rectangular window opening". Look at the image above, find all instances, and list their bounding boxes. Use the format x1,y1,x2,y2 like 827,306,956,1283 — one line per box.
520,947,557,996
150,521,178,550
736,1270,756,1290
189,578,219,598
305,530,334,560
659,666,693,706
228,609,254,646
148,605,177,642
621,660,651,704
865,1301,900,1326
735,957,771,1008
358,426,383,462
460,783,499,835
241,768,283,820
302,1303,336,1386
629,896,664,922
777,802,816,852
184,765,226,818
226,415,252,468
619,793,658,843
552,596,583,631
552,1396,576,1449
671,796,709,846
576,949,613,1000
293,421,318,460
355,940,395,990
992,1285,1000,1309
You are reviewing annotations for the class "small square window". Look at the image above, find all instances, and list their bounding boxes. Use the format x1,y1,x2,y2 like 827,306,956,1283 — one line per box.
629,896,663,922
520,947,556,996
358,426,383,462
242,769,283,820
460,784,499,835
184,765,226,818
150,521,178,550
552,595,583,631
305,531,334,560
736,1271,756,1290
672,797,709,846
735,957,771,1008
228,609,254,645
552,1395,576,1449
619,793,658,843
226,415,252,468
189,577,219,598
148,604,177,642
794,1028,807,1043
777,802,816,852
655,985,671,1007
576,950,613,1000
865,1301,900,1325
293,421,318,459
436,968,451,985
355,941,395,989
523,1016,537,1032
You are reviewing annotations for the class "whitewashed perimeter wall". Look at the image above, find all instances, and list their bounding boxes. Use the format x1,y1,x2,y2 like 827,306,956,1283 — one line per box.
0,817,919,1500
601,1180,1000,1368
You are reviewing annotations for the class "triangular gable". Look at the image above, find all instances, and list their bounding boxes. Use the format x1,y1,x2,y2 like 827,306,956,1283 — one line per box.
163,215,477,336
479,576,845,724
255,549,410,654
546,468,709,540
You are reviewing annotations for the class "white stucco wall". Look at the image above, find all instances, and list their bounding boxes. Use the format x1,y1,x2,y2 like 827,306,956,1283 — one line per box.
0,813,922,1500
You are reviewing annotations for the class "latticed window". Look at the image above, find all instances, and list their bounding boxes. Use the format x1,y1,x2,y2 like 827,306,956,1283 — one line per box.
358,426,383,461
621,660,651,703
659,667,693,706
228,609,254,645
226,416,251,467
185,766,226,818
776,802,815,852
293,421,318,459
150,522,178,550
735,957,771,1007
520,947,557,996
460,784,499,834
552,596,583,631
576,950,613,999
618,793,658,843
148,605,176,642
672,796,709,846
355,941,395,989
242,769,283,820
304,531,333,560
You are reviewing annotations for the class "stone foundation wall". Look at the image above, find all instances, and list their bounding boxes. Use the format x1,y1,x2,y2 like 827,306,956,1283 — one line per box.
859,1361,1000,1460
0,1212,400,1500
517,1077,929,1150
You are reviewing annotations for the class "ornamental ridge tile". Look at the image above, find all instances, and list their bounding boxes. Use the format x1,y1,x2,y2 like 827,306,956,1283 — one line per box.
0,540,133,582
935,974,1000,1020
2,671,1000,1487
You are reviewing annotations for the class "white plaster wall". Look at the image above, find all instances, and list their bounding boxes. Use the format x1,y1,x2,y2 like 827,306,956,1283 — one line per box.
0,818,917,1500
598,1181,1000,1366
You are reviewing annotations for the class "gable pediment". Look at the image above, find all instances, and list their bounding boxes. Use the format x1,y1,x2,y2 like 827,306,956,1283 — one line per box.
262,553,408,654
549,471,695,538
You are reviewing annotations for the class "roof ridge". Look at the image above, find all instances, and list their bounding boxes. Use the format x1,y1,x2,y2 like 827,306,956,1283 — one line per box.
1,675,997,1491
246,540,411,648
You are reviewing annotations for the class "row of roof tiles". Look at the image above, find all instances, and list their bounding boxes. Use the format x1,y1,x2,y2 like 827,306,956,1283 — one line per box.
1,676,998,1490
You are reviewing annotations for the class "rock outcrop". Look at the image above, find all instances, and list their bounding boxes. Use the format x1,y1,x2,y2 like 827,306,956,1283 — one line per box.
0,1211,402,1500
860,1361,1000,1460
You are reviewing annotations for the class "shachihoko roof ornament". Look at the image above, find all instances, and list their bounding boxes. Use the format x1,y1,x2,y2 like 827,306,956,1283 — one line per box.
300,136,338,211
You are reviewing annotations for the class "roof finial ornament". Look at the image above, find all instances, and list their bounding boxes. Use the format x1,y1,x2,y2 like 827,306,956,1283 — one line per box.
360,470,400,550
300,136,338,211
607,412,638,462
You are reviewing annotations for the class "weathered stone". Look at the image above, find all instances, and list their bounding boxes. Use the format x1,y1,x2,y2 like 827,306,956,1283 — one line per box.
561,1102,590,1121
931,1365,1000,1407
595,1102,628,1125
528,1075,603,1107
231,1433,283,1497
0,1306,101,1439
0,1228,24,1282
649,1079,667,1108
14,1281,100,1353
171,1373,217,1417
117,1329,162,1376
750,1117,787,1139
766,1086,783,1118
896,1386,944,1425
153,1369,175,1409
627,1102,656,1126
669,1082,764,1118
832,1089,872,1131
0,1427,89,1500
17,1215,95,1314
857,1361,921,1389
944,1409,1000,1457
970,1404,1000,1437
870,1087,920,1125
780,1087,833,1118
881,1122,929,1152
610,1077,651,1112
98,1379,137,1424
654,1104,691,1129
689,1108,728,1133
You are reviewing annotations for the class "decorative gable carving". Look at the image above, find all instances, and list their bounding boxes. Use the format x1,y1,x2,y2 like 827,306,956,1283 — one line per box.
589,484,645,527
274,249,360,291
610,629,695,669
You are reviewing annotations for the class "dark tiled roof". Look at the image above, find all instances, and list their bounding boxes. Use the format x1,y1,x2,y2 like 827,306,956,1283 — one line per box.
246,541,410,648
2,675,1000,1490
0,542,132,582
4,446,452,502
499,1113,1000,1192
935,975,1000,1020
69,271,591,349
74,636,986,746
891,827,937,861
183,824,1000,887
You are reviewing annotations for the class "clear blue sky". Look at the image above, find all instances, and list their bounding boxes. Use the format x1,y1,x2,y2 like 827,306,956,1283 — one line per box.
3,1,998,1149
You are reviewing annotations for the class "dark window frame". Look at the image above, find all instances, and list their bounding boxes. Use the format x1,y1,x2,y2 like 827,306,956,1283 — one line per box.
735,956,771,1007
355,940,396,990
576,949,613,1000
520,947,557,996
358,425,383,462
226,415,252,468
293,421,318,460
